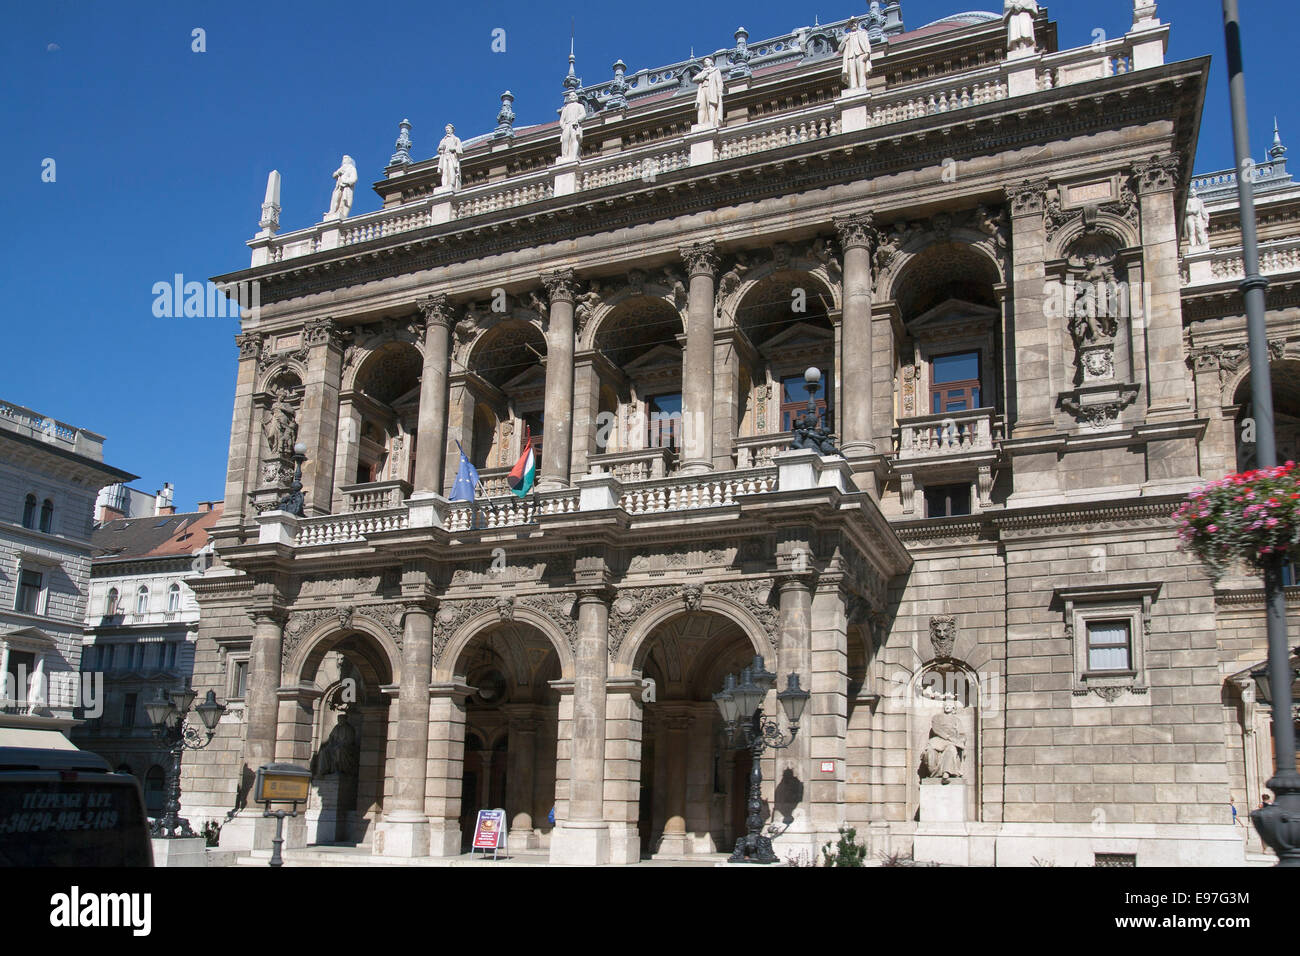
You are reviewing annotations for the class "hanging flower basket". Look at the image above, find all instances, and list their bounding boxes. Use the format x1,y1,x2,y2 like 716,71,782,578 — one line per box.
1174,462,1300,581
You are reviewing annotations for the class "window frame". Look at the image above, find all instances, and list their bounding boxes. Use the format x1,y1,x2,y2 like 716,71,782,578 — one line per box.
21,494,37,530
924,482,973,518
135,586,150,616
166,584,181,614
38,499,54,534
227,654,251,701
646,392,683,451
1056,583,1160,700
929,349,983,415
15,569,44,616
105,587,120,616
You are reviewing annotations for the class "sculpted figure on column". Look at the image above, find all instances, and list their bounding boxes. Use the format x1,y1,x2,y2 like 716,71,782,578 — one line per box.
694,56,724,128
438,124,464,191
326,155,358,221
559,90,586,162
840,17,873,92
1003,0,1039,57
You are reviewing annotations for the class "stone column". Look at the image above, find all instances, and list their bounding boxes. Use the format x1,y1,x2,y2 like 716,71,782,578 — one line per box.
331,394,362,513
834,214,876,457
299,318,343,516
680,242,719,475
223,335,264,530
414,294,454,495
539,270,578,490
1005,180,1054,432
504,707,541,849
655,707,693,856
808,581,850,846
774,573,814,848
231,609,284,850
425,682,471,856
550,588,611,865
377,602,433,856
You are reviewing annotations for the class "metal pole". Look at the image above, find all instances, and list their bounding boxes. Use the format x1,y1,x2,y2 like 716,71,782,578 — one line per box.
1225,0,1300,865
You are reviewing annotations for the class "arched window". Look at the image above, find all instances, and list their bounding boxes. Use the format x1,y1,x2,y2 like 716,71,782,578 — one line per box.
166,584,181,614
135,586,149,615
105,588,120,616
39,499,54,533
21,495,36,529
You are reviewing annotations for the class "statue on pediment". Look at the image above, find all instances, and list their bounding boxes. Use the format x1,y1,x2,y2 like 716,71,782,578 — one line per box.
695,56,723,128
1185,186,1210,250
438,125,463,191
326,155,358,222
841,17,873,92
1004,0,1039,57
559,90,585,162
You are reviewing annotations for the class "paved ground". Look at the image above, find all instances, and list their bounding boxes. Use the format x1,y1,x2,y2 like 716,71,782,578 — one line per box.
226,845,737,867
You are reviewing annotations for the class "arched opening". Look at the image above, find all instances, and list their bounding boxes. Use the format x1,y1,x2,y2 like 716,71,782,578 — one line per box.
39,499,54,534
341,343,423,495
588,296,684,478
633,609,762,858
456,320,548,493
1232,360,1300,472
21,494,36,529
452,621,561,851
144,765,165,815
732,271,835,467
297,629,395,847
105,588,120,617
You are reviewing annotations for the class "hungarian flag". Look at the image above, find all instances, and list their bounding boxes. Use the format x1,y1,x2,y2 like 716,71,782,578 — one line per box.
507,432,536,498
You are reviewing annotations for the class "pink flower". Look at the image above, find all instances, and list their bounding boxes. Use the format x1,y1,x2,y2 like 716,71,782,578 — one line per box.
1207,524,1218,533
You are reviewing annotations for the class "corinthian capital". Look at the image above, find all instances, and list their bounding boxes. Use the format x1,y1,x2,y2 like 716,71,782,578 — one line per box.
1006,178,1050,218
236,331,265,360
541,268,578,303
679,241,719,278
833,212,876,251
416,293,453,330
303,317,342,349
1132,154,1181,195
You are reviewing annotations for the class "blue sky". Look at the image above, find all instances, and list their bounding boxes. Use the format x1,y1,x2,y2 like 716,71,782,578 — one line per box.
1,0,1292,511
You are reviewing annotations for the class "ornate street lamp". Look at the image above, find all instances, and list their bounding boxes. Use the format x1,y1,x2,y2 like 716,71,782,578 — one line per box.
146,686,226,839
1222,0,1300,865
789,366,840,456
712,656,810,864
274,442,309,516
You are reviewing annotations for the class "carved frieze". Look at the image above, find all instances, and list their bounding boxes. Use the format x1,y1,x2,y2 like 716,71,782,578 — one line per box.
517,592,578,653
432,598,497,666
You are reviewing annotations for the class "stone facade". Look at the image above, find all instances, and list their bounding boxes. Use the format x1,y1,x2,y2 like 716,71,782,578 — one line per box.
180,5,1295,864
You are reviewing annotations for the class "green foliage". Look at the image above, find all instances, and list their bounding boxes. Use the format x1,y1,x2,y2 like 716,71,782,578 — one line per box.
821,826,869,867
1174,462,1300,580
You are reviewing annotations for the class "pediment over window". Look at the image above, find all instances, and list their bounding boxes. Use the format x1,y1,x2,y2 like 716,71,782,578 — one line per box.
500,363,548,394
906,299,1000,339
758,321,834,360
624,344,684,374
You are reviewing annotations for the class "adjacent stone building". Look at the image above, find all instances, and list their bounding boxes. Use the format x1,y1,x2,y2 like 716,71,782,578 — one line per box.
182,2,1296,865
0,399,135,735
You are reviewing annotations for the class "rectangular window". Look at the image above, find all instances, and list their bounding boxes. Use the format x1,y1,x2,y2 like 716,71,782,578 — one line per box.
16,570,43,615
930,351,981,414
122,692,137,730
5,651,36,702
231,659,250,699
165,642,178,669
924,484,972,518
523,411,544,458
780,374,832,432
1086,620,1132,672
647,393,682,450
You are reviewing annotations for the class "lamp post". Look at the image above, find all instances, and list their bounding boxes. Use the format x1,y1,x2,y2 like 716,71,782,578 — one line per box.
712,655,810,864
1223,0,1300,865
145,686,226,838
789,366,841,456
274,441,308,516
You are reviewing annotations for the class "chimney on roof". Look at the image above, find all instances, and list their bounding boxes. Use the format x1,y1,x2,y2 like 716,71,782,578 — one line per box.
196,501,214,513
154,482,174,517
97,504,124,523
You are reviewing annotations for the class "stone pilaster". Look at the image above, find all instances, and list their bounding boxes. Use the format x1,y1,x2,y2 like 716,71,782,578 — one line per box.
1005,179,1054,433
227,608,284,850
299,318,343,516
774,573,814,847
414,295,454,495
377,601,434,856
604,676,644,864
222,334,264,530
424,682,471,856
540,270,578,490
808,580,850,842
680,242,719,475
654,706,694,856
550,588,611,865
1133,156,1191,415
834,214,876,457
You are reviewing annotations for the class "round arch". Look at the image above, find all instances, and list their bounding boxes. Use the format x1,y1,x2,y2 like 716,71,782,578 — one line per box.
724,257,841,329
886,239,1003,322
580,276,683,352
615,592,771,675
1046,216,1141,262
285,616,402,689
459,312,546,379
434,605,576,682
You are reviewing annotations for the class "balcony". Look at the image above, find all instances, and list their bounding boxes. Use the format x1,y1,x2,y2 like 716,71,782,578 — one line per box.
735,434,793,469
589,447,676,482
895,408,999,461
341,479,411,513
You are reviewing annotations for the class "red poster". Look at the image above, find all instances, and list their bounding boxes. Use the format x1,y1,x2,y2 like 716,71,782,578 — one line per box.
472,809,505,849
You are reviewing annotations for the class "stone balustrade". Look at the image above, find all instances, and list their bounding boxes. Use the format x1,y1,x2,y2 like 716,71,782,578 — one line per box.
897,408,997,459
294,508,409,546
579,148,690,191
341,479,411,513
453,172,555,219
718,107,841,161
443,490,580,532
618,468,776,515
588,447,676,482
1182,237,1300,287
1037,36,1135,90
735,434,792,469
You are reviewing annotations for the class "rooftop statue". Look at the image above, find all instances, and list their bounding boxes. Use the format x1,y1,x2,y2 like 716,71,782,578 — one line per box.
840,17,873,92
1185,186,1210,250
1004,0,1039,59
559,90,586,162
694,56,723,129
326,155,357,222
438,124,464,191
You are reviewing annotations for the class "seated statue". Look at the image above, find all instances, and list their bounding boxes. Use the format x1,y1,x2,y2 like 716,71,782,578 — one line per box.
922,697,966,781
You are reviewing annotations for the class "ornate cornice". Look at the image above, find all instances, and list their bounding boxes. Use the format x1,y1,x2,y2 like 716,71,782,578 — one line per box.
680,241,719,278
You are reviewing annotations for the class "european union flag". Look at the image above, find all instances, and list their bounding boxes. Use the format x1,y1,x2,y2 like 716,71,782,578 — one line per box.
450,443,479,502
